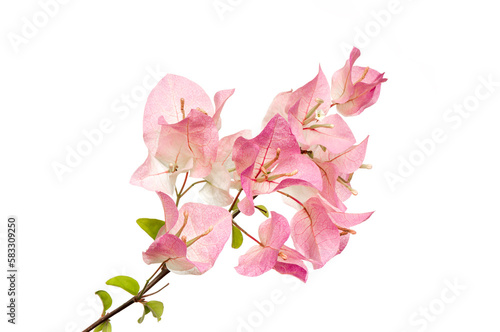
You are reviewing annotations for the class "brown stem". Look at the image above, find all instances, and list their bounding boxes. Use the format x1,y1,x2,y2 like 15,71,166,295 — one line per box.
81,267,170,332
228,189,243,213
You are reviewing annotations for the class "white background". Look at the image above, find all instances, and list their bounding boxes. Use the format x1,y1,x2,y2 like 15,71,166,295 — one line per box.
1,1,499,331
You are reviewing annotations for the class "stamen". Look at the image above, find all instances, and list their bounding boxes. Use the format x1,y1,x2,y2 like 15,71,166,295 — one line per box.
186,226,214,247
175,211,189,237
336,226,356,235
180,98,186,119
180,235,187,243
278,251,288,260
307,123,334,130
340,231,348,236
354,67,369,84
168,162,177,173
259,165,269,181
337,177,358,195
256,170,298,182
304,98,324,123
262,148,281,170
196,107,208,115
360,164,372,169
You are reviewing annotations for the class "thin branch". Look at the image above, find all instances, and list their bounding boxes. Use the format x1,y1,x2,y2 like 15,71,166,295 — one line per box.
142,283,170,298
228,189,243,213
176,172,190,206
81,267,170,332
232,220,262,246
178,180,207,199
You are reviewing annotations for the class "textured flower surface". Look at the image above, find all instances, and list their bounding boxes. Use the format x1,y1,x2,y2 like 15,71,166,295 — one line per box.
143,193,232,275
83,47,386,332
132,46,384,282
235,212,309,282
331,47,387,116
233,115,322,215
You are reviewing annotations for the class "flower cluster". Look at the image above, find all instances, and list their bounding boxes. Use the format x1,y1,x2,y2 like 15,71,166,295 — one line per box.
131,47,386,282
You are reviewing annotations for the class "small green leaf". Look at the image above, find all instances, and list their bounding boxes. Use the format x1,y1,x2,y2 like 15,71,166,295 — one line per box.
230,198,240,212
231,225,243,249
137,218,165,239
94,321,111,332
255,205,269,218
102,321,112,332
145,301,164,322
106,276,140,296
138,305,151,324
95,290,112,315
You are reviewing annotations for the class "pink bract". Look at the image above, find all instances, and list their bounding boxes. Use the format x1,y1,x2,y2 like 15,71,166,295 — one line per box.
143,193,232,275
235,212,309,282
233,115,322,215
331,47,387,116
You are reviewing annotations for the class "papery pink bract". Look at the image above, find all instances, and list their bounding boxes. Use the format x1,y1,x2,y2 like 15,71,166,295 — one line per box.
273,246,309,282
261,68,356,154
143,74,234,153
331,47,387,117
143,193,232,275
286,67,331,138
199,130,251,207
331,48,360,104
131,110,218,194
213,89,235,130
143,74,214,153
157,191,179,232
290,196,340,269
291,110,355,154
233,115,322,215
235,212,309,282
261,90,292,128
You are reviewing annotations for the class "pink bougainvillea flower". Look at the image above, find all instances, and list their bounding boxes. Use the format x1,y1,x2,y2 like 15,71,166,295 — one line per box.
280,137,369,212
199,130,252,207
314,136,370,202
235,212,309,282
131,110,218,194
290,196,373,268
143,74,233,153
232,115,322,215
261,90,292,128
261,67,356,154
287,67,355,153
331,47,387,117
143,192,232,275
290,196,341,269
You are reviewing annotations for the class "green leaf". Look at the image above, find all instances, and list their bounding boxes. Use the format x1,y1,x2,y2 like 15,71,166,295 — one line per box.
138,305,151,324
231,225,243,249
230,198,240,212
145,301,164,322
102,321,112,332
137,218,165,240
95,290,112,315
94,321,111,332
255,205,269,218
106,276,140,296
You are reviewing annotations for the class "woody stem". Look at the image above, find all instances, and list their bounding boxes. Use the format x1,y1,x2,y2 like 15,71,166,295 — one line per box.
81,267,170,332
